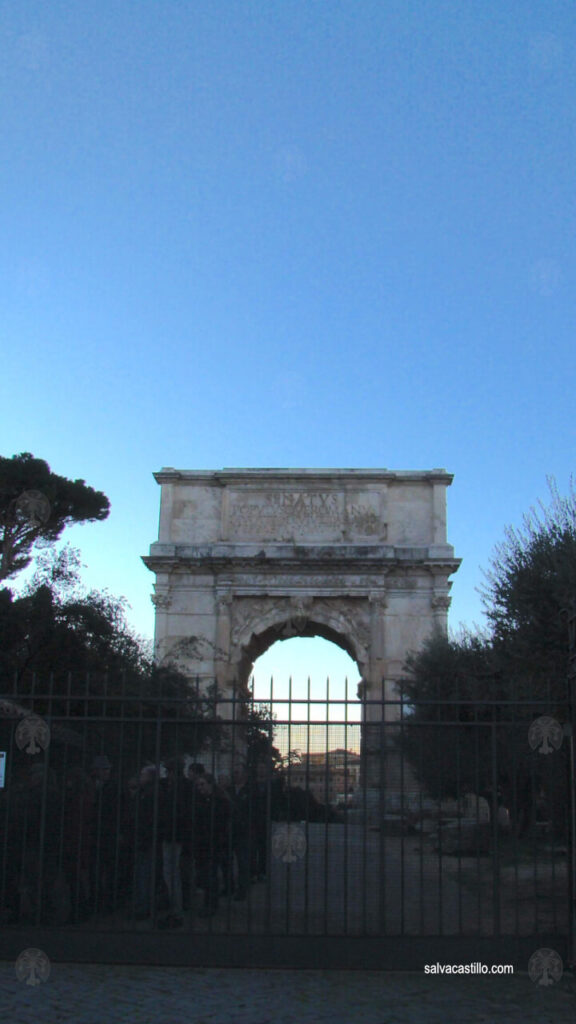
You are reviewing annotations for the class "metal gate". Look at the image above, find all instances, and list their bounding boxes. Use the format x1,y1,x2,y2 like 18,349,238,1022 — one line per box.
0,675,573,970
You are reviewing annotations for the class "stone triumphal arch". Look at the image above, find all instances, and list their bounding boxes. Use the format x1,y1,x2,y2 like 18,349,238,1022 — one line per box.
143,468,460,704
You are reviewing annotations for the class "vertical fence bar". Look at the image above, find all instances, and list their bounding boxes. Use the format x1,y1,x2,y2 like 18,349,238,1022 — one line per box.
378,678,386,938
303,674,311,935
91,670,106,917
55,676,70,924
472,701,482,936
323,676,330,935
35,672,55,926
150,683,163,927
491,717,501,937
418,754,425,934
510,673,520,939
399,690,405,935
75,671,90,922
567,602,576,969
265,675,273,934
130,685,145,922
455,712,463,935
530,722,539,937
246,678,254,935
286,675,293,935
432,696,440,937
0,701,15,922
115,669,129,916
220,682,232,933
343,676,349,935
568,714,576,968
361,685,368,934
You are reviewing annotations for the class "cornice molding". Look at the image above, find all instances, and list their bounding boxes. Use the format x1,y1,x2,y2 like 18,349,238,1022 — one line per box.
142,543,461,576
153,467,454,486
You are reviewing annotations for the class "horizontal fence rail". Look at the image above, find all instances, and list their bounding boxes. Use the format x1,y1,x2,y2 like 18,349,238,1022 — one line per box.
0,675,572,969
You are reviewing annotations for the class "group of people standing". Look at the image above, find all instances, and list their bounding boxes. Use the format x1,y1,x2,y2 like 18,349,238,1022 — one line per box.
133,759,268,927
0,754,275,928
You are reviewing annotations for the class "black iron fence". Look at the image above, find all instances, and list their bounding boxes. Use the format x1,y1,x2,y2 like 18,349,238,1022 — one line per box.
0,675,573,969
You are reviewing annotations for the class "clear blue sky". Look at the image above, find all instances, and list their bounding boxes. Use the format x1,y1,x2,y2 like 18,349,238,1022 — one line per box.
2,1,574,682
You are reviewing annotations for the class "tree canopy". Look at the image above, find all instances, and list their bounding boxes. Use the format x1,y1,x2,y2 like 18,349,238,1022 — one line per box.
0,546,147,688
480,476,576,701
398,479,574,838
0,452,110,582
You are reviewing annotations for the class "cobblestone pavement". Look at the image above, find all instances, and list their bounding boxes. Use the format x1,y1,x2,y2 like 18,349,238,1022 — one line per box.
1,962,575,1024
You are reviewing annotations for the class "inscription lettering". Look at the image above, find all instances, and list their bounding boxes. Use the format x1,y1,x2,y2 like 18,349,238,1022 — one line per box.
229,490,384,540
230,491,340,538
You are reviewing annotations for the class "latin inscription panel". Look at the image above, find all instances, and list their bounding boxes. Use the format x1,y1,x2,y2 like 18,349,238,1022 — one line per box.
227,488,386,542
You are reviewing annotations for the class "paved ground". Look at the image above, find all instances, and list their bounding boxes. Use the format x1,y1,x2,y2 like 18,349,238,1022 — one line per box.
1,962,574,1024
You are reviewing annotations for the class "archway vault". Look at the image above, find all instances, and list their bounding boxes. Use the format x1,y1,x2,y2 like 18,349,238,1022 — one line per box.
143,467,461,704
235,612,362,694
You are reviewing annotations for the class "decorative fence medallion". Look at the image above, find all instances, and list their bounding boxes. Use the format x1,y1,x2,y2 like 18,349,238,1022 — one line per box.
272,823,307,863
527,716,563,755
527,948,563,986
15,714,51,754
15,949,51,986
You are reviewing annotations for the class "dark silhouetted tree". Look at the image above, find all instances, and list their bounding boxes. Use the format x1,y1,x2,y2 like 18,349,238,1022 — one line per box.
397,479,575,840
0,452,109,582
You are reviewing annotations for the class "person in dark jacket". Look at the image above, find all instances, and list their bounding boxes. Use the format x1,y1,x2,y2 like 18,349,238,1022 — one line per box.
7,764,62,923
193,773,230,916
228,764,252,900
180,760,204,910
85,755,120,913
131,764,161,919
61,766,93,921
250,761,272,882
157,758,189,928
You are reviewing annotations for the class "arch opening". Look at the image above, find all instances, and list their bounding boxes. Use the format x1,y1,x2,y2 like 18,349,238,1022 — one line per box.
250,635,361,713
237,618,362,696
248,636,363,800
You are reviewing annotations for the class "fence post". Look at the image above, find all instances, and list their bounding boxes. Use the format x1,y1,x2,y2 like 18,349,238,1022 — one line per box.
490,718,501,937
567,602,576,970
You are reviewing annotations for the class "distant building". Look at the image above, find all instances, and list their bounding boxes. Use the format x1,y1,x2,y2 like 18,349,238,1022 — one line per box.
287,748,361,805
